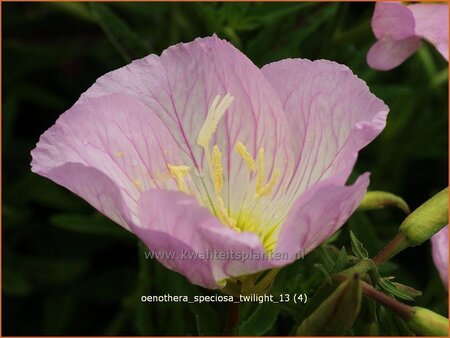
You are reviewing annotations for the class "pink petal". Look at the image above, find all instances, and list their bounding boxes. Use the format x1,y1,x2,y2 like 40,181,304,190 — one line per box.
78,36,292,216
409,4,449,60
37,163,134,230
368,2,448,71
275,173,369,257
261,59,388,199
31,93,182,229
372,2,417,40
431,226,448,289
367,36,421,71
133,189,278,289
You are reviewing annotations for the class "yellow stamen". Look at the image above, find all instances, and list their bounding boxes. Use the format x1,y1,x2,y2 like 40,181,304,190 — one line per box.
115,151,124,158
217,196,239,231
255,148,265,194
212,145,224,194
235,141,256,171
167,163,190,193
256,168,281,197
197,94,234,149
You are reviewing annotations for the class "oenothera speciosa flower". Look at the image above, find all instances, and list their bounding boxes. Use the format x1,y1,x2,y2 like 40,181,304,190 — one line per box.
31,36,388,289
432,226,448,289
367,2,448,71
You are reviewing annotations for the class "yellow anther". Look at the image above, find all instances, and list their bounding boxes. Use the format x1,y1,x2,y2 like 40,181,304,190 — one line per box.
255,148,265,193
235,141,256,171
256,168,281,197
211,145,224,194
167,163,190,193
197,94,234,149
216,196,239,231
133,178,144,192
115,151,124,158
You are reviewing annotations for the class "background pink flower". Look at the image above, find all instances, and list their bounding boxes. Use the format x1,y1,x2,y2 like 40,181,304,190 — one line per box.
432,226,448,289
367,2,448,71
31,36,388,289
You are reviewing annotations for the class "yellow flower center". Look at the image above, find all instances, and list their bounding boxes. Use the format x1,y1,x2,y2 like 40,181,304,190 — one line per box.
168,94,283,251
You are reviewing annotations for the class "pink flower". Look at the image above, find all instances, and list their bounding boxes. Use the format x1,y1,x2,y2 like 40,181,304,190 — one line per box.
432,226,448,289
31,36,388,289
367,2,448,71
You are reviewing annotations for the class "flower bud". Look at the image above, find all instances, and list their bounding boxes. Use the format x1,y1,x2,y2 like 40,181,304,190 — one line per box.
296,274,362,335
406,306,449,336
358,191,410,214
400,188,448,246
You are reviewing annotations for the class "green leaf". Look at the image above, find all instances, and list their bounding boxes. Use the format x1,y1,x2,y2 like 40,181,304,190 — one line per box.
347,212,380,256
378,278,422,301
332,247,348,273
90,3,149,62
135,242,154,335
47,2,94,22
195,306,220,336
317,245,335,272
239,302,279,335
314,263,331,279
354,298,380,336
379,306,401,335
350,230,369,259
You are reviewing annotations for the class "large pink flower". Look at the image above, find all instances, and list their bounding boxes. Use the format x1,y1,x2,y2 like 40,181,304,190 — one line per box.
31,36,388,289
367,2,448,71
432,226,448,289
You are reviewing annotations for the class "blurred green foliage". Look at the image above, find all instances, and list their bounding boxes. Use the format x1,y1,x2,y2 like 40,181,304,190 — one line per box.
3,2,448,335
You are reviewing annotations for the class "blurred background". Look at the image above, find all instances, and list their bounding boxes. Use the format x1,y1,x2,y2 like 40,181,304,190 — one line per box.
3,2,448,336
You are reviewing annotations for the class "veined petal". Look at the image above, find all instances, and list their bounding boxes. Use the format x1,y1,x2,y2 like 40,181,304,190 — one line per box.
431,225,448,289
372,2,416,40
77,35,293,236
262,59,388,203
133,189,278,289
367,36,421,71
409,4,449,61
34,163,134,230
275,173,369,257
31,93,182,229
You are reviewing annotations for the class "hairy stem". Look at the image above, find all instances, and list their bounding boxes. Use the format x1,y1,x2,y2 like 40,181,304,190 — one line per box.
372,232,410,267
333,273,414,320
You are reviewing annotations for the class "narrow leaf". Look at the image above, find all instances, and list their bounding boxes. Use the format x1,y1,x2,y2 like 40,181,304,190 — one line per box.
239,302,279,335
90,3,149,62
350,231,369,259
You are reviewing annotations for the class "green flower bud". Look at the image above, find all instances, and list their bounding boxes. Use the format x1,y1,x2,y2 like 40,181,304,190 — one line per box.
296,274,362,336
400,188,448,246
406,306,449,336
358,191,410,214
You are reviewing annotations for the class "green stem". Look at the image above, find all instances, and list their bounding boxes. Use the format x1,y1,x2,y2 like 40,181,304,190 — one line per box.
341,258,376,277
